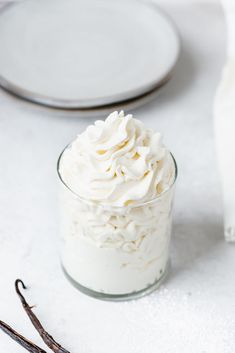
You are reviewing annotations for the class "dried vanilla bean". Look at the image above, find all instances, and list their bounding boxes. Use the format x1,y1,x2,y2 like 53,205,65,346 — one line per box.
0,320,47,353
15,279,70,353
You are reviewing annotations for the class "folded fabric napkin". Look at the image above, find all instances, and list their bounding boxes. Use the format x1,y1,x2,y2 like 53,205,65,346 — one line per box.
214,0,235,241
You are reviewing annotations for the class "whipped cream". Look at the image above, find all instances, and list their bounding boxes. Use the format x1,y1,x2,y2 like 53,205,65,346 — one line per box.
58,111,176,297
60,111,174,207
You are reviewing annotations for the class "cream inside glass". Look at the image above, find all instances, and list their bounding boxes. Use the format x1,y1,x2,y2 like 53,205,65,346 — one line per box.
57,111,177,300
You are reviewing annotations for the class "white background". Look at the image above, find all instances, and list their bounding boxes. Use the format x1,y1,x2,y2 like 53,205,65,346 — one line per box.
1,1,235,353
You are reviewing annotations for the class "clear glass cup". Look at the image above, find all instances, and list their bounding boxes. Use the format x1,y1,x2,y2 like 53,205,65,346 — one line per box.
57,146,177,301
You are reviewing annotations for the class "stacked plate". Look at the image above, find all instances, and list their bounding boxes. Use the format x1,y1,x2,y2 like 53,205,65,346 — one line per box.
0,0,180,115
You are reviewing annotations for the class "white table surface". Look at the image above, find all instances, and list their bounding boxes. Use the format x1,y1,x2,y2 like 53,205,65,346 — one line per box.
1,2,235,353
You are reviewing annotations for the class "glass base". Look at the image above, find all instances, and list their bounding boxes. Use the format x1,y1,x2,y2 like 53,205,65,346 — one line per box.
62,261,170,301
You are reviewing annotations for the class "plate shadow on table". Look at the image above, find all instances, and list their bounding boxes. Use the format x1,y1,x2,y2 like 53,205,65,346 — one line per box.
137,43,196,115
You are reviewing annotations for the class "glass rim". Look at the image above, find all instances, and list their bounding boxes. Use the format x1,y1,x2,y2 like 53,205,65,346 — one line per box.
57,142,178,209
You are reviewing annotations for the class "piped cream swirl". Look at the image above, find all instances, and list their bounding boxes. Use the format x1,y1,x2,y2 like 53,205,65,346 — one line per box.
60,111,174,207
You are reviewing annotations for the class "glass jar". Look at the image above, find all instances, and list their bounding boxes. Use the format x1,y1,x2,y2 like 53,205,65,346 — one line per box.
57,147,177,301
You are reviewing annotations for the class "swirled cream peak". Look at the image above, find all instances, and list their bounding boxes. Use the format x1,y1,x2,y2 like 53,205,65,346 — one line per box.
60,111,175,207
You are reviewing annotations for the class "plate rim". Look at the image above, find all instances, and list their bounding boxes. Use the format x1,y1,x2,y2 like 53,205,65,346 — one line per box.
0,0,181,109
7,71,171,118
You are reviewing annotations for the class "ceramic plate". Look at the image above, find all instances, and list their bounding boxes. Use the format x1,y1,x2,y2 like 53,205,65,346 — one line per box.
0,0,180,108
9,76,169,118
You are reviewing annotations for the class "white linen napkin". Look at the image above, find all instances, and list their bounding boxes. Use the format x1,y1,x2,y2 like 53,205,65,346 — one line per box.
214,0,235,241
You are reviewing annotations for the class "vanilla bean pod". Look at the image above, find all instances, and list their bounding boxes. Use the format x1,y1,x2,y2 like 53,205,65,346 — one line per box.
15,279,70,353
0,320,47,353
